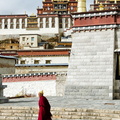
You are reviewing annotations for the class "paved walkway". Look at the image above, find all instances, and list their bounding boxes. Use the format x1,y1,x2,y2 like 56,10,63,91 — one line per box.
0,96,120,110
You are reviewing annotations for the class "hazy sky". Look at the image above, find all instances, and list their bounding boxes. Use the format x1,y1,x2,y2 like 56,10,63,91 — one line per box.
0,0,94,15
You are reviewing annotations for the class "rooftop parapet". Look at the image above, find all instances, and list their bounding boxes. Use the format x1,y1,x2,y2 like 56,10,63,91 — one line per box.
71,9,120,31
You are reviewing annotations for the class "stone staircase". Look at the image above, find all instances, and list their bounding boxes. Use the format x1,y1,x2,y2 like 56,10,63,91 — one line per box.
0,106,120,120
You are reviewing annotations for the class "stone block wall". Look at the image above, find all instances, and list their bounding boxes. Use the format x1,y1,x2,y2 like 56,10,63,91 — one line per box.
65,29,115,99
114,29,120,99
0,57,15,74
56,72,67,96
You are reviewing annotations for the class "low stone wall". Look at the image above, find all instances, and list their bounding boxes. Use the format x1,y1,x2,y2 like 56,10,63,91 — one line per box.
2,72,67,97
0,106,120,120
2,72,56,97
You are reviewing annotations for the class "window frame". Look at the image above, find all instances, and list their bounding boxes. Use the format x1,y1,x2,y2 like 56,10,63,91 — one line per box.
20,60,25,64
45,60,51,64
31,37,34,41
34,60,39,64
116,53,120,79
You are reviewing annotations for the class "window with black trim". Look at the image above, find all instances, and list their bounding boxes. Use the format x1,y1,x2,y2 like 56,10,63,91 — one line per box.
52,17,55,28
20,60,25,64
31,37,34,41
65,18,68,28
22,19,25,28
22,37,25,41
40,18,43,28
46,18,49,28
46,60,51,64
10,46,13,49
116,53,120,79
59,18,62,28
16,19,19,29
4,19,8,29
34,60,39,64
0,19,2,29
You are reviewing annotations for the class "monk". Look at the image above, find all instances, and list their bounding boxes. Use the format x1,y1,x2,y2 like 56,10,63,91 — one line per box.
38,90,52,120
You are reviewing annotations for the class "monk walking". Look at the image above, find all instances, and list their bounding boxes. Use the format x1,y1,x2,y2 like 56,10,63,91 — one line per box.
38,90,52,120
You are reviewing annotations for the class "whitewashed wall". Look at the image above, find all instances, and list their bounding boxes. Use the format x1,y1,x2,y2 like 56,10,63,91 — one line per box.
18,56,69,64
19,34,41,48
0,17,59,35
3,80,56,97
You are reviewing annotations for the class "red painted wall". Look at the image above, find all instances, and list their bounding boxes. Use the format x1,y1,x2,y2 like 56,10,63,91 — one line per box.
74,15,115,27
72,10,120,27
3,75,56,82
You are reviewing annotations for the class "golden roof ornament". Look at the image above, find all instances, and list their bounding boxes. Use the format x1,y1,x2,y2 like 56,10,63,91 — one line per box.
99,3,104,10
31,13,35,16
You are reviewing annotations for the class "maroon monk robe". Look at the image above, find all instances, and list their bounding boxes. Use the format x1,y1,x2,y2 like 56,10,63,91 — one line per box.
38,96,52,120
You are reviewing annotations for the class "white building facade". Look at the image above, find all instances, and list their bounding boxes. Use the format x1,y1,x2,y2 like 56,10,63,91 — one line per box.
15,49,70,74
0,14,72,40
19,34,41,49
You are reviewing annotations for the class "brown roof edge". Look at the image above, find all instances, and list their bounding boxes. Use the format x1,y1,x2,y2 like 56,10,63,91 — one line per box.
16,49,70,52
71,9,120,15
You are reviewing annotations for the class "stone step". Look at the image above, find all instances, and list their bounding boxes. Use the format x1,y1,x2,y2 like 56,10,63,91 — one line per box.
0,106,120,120
52,119,95,120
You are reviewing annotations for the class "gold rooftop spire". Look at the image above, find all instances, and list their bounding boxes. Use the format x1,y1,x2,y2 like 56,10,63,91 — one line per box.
99,3,104,10
77,0,86,12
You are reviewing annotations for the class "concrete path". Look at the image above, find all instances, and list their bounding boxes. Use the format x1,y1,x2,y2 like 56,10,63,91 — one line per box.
0,96,120,110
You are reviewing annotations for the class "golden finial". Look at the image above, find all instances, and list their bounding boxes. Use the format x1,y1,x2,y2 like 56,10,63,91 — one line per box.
99,3,104,10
